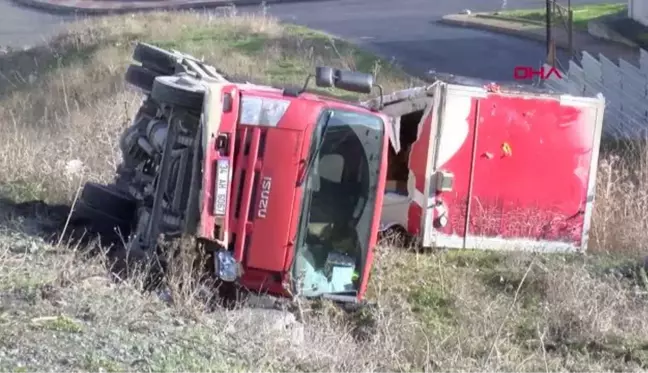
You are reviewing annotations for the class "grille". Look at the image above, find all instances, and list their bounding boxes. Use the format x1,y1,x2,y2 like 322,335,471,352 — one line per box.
230,126,267,262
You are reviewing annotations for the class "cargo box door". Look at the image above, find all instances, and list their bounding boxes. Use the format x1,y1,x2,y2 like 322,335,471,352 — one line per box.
418,84,604,252
407,84,485,248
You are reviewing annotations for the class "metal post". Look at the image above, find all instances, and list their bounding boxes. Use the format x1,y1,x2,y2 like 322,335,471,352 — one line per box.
568,9,573,55
546,0,552,64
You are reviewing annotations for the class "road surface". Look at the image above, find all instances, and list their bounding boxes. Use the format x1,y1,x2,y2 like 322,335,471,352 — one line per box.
0,0,610,81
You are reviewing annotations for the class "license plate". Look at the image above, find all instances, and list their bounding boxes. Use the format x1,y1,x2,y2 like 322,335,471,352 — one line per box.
213,159,230,215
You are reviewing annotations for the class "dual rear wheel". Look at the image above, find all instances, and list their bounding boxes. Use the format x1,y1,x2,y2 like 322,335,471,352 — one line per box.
69,182,137,238
125,43,206,111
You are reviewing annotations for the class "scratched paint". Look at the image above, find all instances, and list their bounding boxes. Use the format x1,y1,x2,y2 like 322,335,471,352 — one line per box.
406,104,433,234
406,89,596,250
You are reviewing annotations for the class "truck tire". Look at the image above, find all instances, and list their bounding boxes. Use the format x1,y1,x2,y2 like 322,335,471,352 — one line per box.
125,64,158,92
151,75,205,111
80,182,137,222
132,42,178,75
69,201,132,237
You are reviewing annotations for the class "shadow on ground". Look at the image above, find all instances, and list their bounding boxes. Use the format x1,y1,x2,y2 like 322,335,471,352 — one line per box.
601,11,648,50
0,196,300,312
0,197,160,288
0,197,125,247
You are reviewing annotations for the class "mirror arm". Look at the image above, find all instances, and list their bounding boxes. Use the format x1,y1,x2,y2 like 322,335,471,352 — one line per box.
300,74,313,94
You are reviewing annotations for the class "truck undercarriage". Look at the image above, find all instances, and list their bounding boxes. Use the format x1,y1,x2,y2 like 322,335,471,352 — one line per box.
69,45,236,294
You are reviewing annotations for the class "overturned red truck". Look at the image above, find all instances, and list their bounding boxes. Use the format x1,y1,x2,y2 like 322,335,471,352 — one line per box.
72,43,605,303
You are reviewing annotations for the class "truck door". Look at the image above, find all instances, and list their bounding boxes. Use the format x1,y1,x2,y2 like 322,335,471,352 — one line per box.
407,83,484,249
410,83,604,252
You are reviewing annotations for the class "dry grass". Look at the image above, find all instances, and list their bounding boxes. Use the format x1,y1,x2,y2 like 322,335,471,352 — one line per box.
1,6,648,373
0,7,415,204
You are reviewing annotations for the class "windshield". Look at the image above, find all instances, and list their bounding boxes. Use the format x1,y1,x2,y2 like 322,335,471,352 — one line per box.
292,108,384,297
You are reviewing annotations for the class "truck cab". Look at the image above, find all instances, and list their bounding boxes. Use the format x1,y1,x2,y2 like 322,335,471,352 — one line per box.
198,78,389,301
73,46,392,304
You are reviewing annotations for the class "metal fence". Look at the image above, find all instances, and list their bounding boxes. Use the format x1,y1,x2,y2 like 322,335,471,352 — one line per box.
543,50,648,140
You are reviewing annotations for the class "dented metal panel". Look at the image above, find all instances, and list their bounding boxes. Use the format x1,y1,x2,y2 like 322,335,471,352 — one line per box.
402,83,605,252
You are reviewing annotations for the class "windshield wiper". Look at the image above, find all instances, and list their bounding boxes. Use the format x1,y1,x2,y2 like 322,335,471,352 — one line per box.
297,111,333,186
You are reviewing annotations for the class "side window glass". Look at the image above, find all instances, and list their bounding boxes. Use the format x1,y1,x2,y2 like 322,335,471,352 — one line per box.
318,154,344,183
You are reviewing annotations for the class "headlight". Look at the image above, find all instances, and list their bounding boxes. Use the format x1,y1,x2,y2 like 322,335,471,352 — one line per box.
240,96,290,127
216,250,239,282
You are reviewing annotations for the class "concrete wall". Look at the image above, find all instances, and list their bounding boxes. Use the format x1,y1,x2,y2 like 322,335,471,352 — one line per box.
544,49,648,140
629,0,648,26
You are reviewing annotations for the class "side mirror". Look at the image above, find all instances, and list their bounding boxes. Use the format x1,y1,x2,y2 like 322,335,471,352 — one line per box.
335,69,374,94
315,66,335,88
314,66,374,94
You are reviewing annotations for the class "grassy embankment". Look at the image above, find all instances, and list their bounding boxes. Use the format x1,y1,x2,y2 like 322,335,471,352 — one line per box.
1,7,648,372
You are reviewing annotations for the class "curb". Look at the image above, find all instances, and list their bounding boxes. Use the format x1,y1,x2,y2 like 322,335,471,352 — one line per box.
11,0,328,15
438,15,571,51
474,13,545,27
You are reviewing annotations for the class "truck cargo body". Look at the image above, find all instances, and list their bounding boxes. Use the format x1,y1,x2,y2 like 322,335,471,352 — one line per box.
380,82,605,252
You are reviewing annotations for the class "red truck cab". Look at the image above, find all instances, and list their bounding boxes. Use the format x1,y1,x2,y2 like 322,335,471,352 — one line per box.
198,72,390,301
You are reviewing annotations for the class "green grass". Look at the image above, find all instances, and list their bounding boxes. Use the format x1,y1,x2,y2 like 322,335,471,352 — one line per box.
492,2,626,30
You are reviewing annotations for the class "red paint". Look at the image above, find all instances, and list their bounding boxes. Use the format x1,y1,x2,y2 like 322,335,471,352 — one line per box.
407,87,599,250
230,92,322,293
406,109,433,235
200,85,388,301
514,65,563,80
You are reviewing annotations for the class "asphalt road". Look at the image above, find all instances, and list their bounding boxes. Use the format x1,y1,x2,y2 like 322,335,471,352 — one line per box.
0,0,611,81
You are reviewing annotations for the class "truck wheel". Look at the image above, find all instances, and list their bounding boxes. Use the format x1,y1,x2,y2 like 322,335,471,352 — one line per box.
69,201,132,238
151,75,205,111
125,64,159,92
132,42,178,75
79,182,137,222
